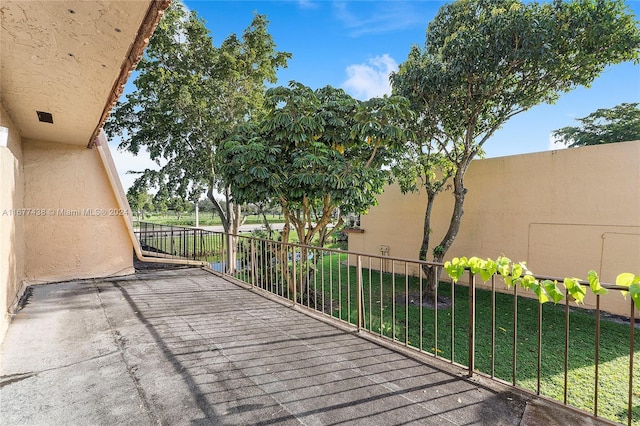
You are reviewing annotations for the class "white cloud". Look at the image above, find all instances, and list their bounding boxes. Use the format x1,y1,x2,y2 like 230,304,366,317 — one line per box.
298,0,318,9
547,133,567,151
342,54,398,100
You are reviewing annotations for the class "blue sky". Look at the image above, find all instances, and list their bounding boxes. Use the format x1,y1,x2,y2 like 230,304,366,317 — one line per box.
111,0,640,191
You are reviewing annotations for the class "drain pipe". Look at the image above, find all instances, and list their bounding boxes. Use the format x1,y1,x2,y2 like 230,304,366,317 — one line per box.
94,131,209,268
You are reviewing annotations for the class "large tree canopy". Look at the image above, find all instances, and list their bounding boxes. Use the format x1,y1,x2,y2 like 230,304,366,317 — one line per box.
105,2,290,237
219,82,411,246
391,0,640,300
553,102,640,148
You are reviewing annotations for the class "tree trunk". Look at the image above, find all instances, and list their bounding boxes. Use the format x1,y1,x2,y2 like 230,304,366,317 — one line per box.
420,189,438,303
225,196,245,275
207,185,244,274
421,162,471,304
318,214,343,247
419,190,437,261
260,208,273,239
280,203,293,296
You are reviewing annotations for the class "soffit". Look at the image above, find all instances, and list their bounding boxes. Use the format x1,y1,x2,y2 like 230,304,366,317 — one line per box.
0,1,158,147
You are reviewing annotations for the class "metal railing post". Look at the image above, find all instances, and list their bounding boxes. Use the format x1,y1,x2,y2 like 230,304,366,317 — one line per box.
250,239,256,288
356,255,363,331
563,288,569,403
292,246,297,305
221,233,227,277
537,300,542,395
193,229,197,260
594,295,601,417
226,233,233,275
491,274,496,378
628,300,635,426
468,270,476,378
513,284,519,386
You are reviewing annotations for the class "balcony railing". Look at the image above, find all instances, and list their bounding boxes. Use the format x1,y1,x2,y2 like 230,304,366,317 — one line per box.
133,221,224,263
134,222,638,425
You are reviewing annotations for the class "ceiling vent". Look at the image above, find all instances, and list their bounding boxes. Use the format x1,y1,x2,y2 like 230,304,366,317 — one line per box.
36,111,54,124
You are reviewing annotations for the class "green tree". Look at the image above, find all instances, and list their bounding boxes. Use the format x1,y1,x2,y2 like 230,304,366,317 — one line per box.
553,102,640,148
169,197,191,220
391,0,640,301
220,82,411,247
153,188,170,216
105,2,290,271
391,125,456,263
221,82,410,297
127,188,154,220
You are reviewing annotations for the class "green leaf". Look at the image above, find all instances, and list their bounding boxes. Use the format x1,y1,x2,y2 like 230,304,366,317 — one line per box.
468,256,485,275
531,281,549,304
587,270,608,296
542,279,564,304
479,258,497,283
511,263,523,280
520,274,536,290
504,276,514,289
496,256,511,278
630,283,640,312
444,257,466,283
616,272,635,288
564,277,586,304
553,103,640,148
617,273,640,300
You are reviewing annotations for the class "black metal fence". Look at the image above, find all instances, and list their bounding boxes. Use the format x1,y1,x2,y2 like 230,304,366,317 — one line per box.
133,221,223,263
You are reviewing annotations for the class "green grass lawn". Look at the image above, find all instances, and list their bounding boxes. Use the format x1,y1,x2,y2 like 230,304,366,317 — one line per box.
245,251,639,425
137,213,283,227
138,232,224,263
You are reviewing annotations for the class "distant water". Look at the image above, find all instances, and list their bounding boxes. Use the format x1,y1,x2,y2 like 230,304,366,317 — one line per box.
210,261,242,272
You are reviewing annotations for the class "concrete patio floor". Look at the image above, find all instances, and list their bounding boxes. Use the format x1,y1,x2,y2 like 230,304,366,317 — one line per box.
1,267,609,425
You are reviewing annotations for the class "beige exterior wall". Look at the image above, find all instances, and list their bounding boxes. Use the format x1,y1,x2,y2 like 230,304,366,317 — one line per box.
1,108,135,344
1,0,166,344
349,141,640,317
21,139,134,284
0,115,135,344
0,103,26,339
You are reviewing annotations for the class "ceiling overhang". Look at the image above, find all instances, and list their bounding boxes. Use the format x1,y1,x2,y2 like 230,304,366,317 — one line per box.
0,0,170,148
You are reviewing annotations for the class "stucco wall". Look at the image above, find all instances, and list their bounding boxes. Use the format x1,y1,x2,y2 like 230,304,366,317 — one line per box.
349,141,640,317
22,139,134,284
0,103,26,340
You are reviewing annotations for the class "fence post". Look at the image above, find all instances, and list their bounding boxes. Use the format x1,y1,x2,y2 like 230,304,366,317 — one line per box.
226,233,233,275
468,270,476,378
628,300,636,426
193,229,197,260
221,233,226,277
292,246,297,305
250,239,256,288
356,255,363,331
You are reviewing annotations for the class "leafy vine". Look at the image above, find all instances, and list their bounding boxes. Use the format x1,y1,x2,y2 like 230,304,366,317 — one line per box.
443,256,640,311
